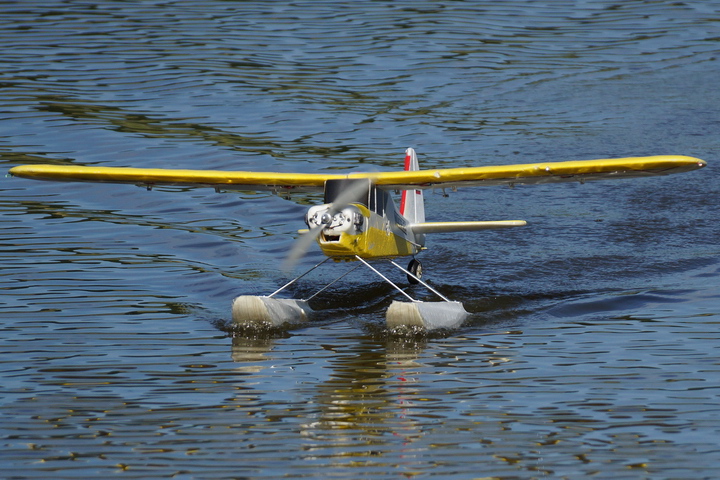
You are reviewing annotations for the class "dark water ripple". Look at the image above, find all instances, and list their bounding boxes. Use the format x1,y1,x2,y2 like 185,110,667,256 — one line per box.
2,1,720,478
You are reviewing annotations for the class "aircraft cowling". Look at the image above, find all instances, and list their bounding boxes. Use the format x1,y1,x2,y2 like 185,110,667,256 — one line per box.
305,204,365,236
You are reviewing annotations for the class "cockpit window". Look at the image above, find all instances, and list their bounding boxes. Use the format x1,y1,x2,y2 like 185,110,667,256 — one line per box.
369,187,386,216
324,179,371,206
324,178,387,215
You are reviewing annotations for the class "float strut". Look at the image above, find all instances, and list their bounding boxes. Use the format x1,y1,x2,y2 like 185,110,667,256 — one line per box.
269,258,331,298
307,263,362,301
389,260,451,302
354,256,416,302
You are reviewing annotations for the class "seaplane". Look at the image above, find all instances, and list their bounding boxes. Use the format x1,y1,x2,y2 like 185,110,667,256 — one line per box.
9,148,706,332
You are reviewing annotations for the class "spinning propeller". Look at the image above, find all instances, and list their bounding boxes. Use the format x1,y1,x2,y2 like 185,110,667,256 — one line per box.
282,179,371,272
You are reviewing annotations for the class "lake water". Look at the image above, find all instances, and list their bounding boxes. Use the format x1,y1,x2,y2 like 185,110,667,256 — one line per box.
1,1,719,478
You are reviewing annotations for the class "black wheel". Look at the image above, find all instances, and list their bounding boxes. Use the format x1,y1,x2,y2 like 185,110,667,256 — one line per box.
407,258,422,285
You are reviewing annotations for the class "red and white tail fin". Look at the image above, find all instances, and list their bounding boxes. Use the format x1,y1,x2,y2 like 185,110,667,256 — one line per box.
400,147,425,224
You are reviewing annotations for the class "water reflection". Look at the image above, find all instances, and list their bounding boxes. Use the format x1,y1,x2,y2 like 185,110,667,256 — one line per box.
288,333,542,476
231,335,276,365
299,339,427,465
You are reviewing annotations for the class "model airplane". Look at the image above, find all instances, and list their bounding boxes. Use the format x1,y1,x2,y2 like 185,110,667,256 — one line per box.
9,148,706,332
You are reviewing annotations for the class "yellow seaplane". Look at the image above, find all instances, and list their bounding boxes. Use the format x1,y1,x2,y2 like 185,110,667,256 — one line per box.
9,149,706,332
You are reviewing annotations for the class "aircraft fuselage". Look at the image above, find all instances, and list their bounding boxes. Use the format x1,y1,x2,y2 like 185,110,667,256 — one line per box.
305,179,423,260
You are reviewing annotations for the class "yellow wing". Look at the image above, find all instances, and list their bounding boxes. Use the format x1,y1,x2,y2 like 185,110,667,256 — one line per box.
359,155,707,189
8,164,333,193
9,155,706,192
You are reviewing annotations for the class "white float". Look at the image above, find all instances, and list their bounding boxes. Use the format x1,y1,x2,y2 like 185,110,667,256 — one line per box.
231,295,312,328
386,300,469,331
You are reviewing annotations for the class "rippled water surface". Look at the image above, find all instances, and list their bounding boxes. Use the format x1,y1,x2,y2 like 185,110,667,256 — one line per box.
2,1,719,478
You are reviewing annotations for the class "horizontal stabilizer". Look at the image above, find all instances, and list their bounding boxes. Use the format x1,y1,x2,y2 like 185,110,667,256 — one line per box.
409,220,526,234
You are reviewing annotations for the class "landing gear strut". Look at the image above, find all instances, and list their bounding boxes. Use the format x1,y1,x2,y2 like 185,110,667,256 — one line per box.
232,257,468,332
407,258,422,284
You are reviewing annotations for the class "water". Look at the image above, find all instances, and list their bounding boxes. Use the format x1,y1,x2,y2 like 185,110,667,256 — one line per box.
1,1,719,478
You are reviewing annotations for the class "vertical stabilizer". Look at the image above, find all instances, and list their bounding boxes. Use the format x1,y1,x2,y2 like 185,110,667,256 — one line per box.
400,148,425,224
